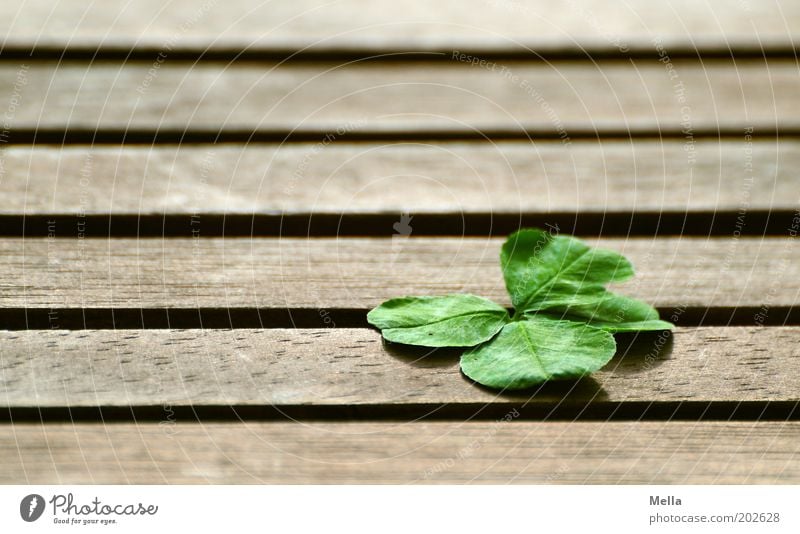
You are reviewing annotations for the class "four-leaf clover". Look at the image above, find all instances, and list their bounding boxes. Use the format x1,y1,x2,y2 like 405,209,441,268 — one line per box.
367,228,674,390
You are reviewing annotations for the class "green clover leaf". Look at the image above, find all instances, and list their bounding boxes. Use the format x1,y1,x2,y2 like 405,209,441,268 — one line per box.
367,228,674,390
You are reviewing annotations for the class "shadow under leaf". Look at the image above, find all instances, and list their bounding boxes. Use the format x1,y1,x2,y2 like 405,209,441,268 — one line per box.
465,374,609,402
381,330,673,398
383,339,462,369
607,330,674,374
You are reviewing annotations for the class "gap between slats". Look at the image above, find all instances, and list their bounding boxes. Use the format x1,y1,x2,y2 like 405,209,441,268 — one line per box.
2,211,797,238
1,403,797,423
1,45,798,63
1,306,798,330
5,126,800,145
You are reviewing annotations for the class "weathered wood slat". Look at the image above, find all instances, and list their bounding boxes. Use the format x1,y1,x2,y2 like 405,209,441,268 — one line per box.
2,0,794,490
1,237,797,309
1,0,797,54
3,421,798,483
3,140,799,215
0,327,797,407
0,61,797,133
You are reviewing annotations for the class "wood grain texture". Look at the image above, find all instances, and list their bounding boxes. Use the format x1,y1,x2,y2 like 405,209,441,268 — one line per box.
3,421,799,483
1,0,797,53
0,327,797,407
2,0,796,490
2,140,799,215
0,61,797,133
1,236,798,309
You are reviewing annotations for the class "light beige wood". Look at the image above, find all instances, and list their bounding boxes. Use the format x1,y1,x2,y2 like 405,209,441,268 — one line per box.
2,140,799,215
0,327,797,407
1,0,797,53
0,61,797,132
1,0,794,490
1,236,797,309
3,421,799,483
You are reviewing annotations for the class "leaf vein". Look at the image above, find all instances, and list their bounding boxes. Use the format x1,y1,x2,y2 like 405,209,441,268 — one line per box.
517,323,550,380
391,309,506,330
518,246,592,311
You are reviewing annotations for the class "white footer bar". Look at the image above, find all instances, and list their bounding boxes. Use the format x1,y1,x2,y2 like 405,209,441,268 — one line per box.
1,486,797,533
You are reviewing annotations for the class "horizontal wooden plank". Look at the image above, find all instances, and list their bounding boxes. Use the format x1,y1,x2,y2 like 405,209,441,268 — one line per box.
3,421,798,483
3,140,799,215
1,236,797,309
0,61,797,133
1,0,797,54
1,327,797,407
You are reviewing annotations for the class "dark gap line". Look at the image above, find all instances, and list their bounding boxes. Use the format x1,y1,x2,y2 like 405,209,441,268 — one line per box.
0,307,795,330
3,210,798,238
0,45,796,63
1,401,797,423
3,126,800,145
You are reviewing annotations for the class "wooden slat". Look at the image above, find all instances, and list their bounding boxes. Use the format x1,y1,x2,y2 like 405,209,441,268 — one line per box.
1,236,798,309
0,61,797,133
1,0,797,54
1,327,797,407
2,421,798,483
2,140,799,215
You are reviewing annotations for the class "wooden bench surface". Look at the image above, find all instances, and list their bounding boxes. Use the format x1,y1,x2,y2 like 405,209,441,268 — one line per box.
2,0,797,54
3,141,800,214
0,61,797,136
2,327,799,408
1,1,798,484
